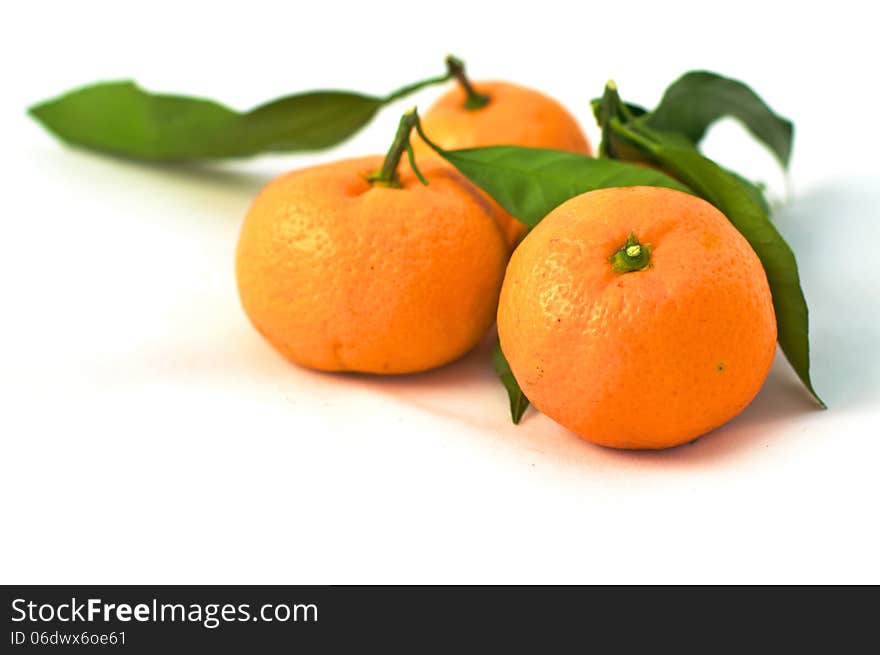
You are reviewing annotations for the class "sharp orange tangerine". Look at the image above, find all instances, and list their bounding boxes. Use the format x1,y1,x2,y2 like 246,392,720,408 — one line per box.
497,186,777,449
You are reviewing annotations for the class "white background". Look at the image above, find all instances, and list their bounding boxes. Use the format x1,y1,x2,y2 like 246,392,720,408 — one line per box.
2,0,878,583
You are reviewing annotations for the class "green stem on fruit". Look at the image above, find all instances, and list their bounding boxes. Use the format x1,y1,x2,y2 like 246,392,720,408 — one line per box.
595,80,638,159
367,109,427,188
412,110,445,154
610,232,652,273
602,80,635,122
405,141,428,185
445,55,491,110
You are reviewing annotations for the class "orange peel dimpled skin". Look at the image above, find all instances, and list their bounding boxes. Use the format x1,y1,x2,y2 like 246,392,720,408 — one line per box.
496,186,778,450
235,113,509,374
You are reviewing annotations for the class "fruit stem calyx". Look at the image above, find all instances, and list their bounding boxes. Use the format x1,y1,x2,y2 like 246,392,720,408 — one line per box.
610,232,652,273
367,109,427,188
445,55,491,111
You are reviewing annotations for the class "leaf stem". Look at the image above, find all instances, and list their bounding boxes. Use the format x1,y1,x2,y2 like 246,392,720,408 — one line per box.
595,80,640,159
608,117,660,154
367,109,426,188
445,55,491,110
384,72,453,104
412,110,446,154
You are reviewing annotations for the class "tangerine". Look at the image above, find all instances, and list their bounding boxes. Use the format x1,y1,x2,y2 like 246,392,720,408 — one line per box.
236,113,508,373
497,186,777,449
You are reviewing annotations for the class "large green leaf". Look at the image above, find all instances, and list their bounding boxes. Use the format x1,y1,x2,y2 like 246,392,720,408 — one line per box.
646,71,794,168
29,73,448,160
426,143,691,228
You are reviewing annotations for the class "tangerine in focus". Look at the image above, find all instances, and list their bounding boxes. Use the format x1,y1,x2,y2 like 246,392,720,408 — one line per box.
496,186,777,449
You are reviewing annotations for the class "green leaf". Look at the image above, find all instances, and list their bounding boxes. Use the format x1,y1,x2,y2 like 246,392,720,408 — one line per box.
726,169,771,215
611,120,823,407
28,73,448,160
646,71,794,168
623,101,648,118
594,80,771,214
492,341,530,424
242,91,385,153
592,82,691,161
429,145,692,227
